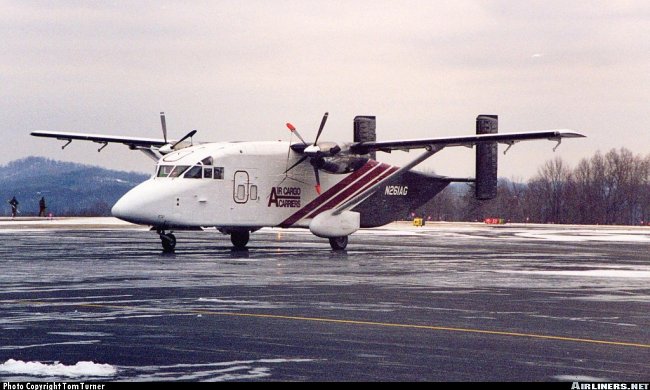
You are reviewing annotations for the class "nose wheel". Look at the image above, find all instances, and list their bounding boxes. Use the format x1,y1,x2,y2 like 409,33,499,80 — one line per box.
159,231,176,252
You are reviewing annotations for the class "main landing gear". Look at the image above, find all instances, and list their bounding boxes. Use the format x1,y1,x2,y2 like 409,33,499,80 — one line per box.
156,228,345,252
158,229,176,253
329,236,348,251
230,230,250,250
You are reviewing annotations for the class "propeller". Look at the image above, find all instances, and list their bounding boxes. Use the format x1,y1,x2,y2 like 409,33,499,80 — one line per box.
312,163,321,194
285,112,337,194
171,129,197,149
286,122,307,145
314,112,328,145
160,112,168,144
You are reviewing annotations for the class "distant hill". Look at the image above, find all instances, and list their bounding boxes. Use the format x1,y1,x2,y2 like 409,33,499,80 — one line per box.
1,157,149,216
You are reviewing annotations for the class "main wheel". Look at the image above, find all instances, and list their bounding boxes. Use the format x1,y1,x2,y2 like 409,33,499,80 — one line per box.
231,231,250,249
329,236,348,250
161,233,176,252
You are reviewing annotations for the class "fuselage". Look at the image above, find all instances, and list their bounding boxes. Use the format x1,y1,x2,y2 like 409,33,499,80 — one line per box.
111,141,451,230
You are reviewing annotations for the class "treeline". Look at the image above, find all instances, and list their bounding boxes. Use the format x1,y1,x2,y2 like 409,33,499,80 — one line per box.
417,148,650,226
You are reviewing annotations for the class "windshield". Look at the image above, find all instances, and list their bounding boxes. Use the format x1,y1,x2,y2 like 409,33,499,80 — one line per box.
157,165,174,177
156,157,223,180
183,166,202,179
168,165,190,178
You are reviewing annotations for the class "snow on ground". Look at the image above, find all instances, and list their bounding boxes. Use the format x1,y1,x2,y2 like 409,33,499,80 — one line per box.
2,218,650,244
0,359,117,378
0,358,315,381
495,269,650,279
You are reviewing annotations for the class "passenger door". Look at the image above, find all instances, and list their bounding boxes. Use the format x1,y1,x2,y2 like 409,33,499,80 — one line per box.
233,170,249,203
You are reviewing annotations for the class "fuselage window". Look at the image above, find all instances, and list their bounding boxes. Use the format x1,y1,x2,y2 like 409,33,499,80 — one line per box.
250,185,258,200
236,184,246,200
201,156,213,166
203,167,213,179
214,167,224,180
157,165,174,177
169,165,190,178
184,166,202,179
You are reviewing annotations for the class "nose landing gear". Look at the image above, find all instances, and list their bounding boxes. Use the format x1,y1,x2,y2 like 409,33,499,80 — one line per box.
158,229,177,252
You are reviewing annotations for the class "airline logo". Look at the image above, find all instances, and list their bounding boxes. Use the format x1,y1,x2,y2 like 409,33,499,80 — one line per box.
268,187,301,208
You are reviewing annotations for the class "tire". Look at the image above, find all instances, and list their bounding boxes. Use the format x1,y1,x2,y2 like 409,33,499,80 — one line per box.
161,233,176,252
231,231,250,249
329,236,348,250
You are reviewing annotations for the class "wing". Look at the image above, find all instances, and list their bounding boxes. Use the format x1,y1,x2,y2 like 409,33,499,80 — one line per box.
349,130,585,154
31,131,168,148
31,131,174,161
331,129,585,215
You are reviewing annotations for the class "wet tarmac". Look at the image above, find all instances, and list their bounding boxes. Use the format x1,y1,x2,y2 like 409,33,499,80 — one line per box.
0,221,649,381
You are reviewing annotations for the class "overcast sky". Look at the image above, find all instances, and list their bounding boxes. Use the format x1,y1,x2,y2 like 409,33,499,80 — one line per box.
2,1,649,179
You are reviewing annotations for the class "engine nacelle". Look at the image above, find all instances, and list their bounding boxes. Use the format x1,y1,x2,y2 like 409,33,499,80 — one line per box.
319,155,369,174
309,210,360,238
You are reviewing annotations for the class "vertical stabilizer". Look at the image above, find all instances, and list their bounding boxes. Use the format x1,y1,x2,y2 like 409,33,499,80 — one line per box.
354,116,377,160
475,115,498,200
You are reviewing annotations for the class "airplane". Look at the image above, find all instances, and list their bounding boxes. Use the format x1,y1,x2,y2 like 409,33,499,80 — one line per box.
31,113,584,252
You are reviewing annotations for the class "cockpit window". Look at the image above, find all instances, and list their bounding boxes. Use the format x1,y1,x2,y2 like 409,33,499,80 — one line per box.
156,158,218,180
203,167,213,179
169,165,190,178
157,165,174,177
183,166,203,179
214,167,224,180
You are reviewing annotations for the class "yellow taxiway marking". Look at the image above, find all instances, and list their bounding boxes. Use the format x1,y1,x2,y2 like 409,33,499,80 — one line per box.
13,300,650,349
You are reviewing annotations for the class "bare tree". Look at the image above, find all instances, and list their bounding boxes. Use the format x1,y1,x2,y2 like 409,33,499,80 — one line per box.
525,157,573,223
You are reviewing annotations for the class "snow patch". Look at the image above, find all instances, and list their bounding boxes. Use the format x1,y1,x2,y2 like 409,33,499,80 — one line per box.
496,269,650,278
121,358,315,381
516,230,650,242
0,359,116,378
553,374,610,382
0,340,100,350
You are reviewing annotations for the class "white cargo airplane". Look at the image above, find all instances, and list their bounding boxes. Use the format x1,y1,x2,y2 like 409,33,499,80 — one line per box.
32,113,583,252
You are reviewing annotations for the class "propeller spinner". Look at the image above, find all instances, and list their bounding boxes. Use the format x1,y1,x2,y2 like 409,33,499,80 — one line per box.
285,112,343,194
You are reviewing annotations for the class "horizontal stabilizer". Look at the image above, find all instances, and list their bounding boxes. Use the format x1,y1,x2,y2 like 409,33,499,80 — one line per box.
350,130,584,155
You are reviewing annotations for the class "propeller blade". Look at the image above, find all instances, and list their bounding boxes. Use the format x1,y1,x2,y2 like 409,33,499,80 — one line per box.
284,155,309,173
160,112,168,144
313,112,329,145
171,129,197,149
286,122,308,145
313,165,321,194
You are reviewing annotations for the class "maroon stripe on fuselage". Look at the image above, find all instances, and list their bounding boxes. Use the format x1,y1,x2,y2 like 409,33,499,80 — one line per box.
305,163,395,219
278,160,378,227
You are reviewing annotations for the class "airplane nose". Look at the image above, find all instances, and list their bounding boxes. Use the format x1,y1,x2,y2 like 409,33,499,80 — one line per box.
112,180,165,225
111,195,135,221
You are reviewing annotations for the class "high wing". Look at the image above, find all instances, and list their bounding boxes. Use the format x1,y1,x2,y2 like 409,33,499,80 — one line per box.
31,131,167,148
349,130,584,154
29,129,200,161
